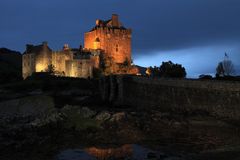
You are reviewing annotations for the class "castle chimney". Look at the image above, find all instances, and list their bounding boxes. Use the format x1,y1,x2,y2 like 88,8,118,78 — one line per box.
112,14,119,27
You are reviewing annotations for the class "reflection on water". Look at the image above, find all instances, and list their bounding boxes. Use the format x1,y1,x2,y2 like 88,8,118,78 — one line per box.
56,144,177,160
85,144,133,159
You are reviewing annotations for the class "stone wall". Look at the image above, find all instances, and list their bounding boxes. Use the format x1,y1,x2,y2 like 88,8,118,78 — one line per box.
100,76,240,121
65,59,93,78
22,53,35,79
35,50,52,73
52,51,73,74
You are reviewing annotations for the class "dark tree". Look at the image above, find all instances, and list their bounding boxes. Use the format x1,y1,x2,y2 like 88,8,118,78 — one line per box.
45,64,55,74
223,59,234,76
123,58,130,67
147,61,186,78
216,62,225,77
159,61,186,78
216,53,235,77
146,66,160,77
199,74,213,80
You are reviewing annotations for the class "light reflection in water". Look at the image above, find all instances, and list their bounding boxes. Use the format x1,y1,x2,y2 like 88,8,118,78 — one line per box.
84,144,133,159
56,144,168,160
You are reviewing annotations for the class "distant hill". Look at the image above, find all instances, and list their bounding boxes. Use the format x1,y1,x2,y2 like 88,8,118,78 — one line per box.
0,48,22,83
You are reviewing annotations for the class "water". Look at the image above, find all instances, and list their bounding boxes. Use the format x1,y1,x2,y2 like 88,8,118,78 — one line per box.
56,144,183,160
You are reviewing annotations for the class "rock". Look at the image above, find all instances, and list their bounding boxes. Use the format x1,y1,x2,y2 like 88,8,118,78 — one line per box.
28,89,43,96
62,105,96,118
130,112,137,116
110,112,126,122
0,95,55,118
30,112,63,127
95,111,111,122
159,153,168,159
78,107,96,118
57,89,92,96
0,95,60,130
147,152,157,159
72,96,89,102
61,105,99,131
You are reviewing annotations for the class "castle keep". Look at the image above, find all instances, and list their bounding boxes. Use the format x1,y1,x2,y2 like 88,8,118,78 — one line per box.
22,14,138,79
84,14,131,64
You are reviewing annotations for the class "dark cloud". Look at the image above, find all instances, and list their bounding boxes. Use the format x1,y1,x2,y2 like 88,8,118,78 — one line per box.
1,0,240,51
130,0,240,53
0,0,239,76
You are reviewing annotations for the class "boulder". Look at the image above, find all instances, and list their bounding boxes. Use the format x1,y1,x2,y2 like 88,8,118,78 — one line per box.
110,112,126,122
62,105,96,118
61,105,99,131
95,111,111,122
0,95,55,118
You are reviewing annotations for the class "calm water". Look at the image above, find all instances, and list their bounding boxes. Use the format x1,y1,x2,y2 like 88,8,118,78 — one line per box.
56,144,184,160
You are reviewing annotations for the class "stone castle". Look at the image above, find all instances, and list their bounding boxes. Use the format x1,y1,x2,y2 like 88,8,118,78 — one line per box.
22,14,138,79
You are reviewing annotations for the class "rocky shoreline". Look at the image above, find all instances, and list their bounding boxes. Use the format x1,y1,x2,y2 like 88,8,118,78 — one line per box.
0,79,240,160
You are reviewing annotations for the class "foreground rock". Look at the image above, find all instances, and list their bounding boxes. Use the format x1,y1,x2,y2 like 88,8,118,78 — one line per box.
0,96,240,160
95,111,111,122
0,95,55,117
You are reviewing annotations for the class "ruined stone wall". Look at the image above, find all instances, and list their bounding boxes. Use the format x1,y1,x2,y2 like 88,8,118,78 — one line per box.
65,59,93,78
100,76,240,121
22,53,35,79
84,28,132,64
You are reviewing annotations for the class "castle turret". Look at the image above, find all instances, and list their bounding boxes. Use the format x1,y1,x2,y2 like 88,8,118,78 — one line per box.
112,14,119,27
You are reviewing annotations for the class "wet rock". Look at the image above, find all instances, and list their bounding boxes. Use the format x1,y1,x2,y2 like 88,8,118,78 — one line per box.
164,157,182,160
130,112,137,116
78,107,96,118
62,105,96,118
159,153,168,159
110,112,126,122
72,96,89,102
0,95,61,134
28,89,43,96
30,111,63,127
0,95,55,118
57,89,92,96
147,152,157,159
61,105,99,131
95,111,111,122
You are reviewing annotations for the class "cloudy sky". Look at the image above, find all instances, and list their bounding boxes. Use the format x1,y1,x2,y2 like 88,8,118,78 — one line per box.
0,0,239,77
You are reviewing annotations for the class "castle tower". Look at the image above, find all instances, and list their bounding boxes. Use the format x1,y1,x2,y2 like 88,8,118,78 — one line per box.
22,42,52,79
35,42,52,72
84,14,132,64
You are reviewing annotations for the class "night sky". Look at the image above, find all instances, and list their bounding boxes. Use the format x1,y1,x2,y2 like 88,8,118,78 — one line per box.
0,0,240,77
